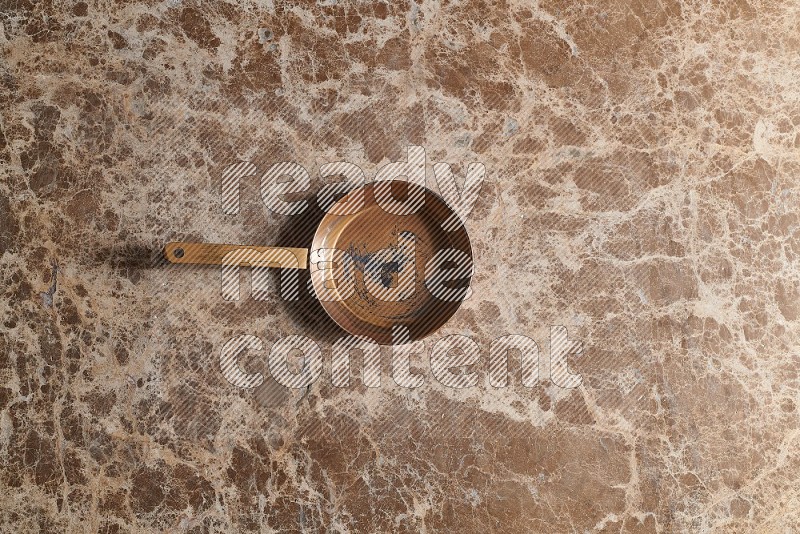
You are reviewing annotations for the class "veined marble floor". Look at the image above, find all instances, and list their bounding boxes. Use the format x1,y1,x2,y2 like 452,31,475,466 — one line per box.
1,1,799,532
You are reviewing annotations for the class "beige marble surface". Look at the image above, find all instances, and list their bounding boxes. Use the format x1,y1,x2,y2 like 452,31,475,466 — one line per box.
2,0,800,532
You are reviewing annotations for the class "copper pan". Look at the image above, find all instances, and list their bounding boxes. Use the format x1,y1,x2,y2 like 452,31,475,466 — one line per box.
164,182,473,344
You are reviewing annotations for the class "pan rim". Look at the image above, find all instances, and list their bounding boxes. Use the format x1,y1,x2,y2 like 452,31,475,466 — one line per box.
309,181,474,345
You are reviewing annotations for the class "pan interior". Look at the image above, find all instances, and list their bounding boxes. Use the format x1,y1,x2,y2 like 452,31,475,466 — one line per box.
310,182,473,344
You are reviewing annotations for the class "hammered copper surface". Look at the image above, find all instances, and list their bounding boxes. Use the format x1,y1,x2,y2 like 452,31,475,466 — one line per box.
312,182,472,344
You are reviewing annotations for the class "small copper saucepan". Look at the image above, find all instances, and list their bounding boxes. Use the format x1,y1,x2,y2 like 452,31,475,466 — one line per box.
164,182,473,344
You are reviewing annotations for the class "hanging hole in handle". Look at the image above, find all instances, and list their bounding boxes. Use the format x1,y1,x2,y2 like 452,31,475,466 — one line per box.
173,248,185,259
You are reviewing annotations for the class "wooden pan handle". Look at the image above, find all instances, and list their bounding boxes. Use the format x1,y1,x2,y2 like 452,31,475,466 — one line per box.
164,242,308,269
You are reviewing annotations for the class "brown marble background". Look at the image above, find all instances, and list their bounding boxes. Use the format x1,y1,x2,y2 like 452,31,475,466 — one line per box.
2,0,800,532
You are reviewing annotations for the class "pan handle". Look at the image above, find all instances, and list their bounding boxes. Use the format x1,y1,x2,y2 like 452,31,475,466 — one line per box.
164,242,308,269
